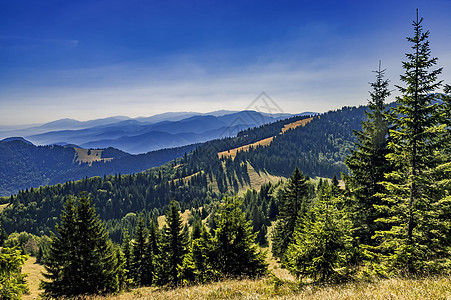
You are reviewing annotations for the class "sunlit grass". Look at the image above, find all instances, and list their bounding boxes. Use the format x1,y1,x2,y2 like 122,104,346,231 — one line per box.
0,203,9,212
89,276,450,300
20,255,451,300
22,256,44,300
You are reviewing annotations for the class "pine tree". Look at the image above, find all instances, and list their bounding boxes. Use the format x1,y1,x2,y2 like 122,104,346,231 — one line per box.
157,200,186,286
426,84,451,273
182,224,216,283
212,196,268,277
272,167,310,260
41,195,121,298
267,198,279,220
257,224,268,246
0,246,29,299
285,185,354,282
190,217,202,242
131,214,148,286
148,219,160,257
377,11,447,274
121,230,133,284
344,62,392,246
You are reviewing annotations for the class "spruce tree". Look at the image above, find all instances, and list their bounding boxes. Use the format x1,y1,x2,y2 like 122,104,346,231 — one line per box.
378,11,447,274
257,224,268,246
121,230,133,283
344,62,391,245
285,184,353,282
272,167,310,260
182,224,216,283
41,195,121,298
212,196,268,277
0,246,29,299
157,200,186,286
148,219,160,257
131,214,148,286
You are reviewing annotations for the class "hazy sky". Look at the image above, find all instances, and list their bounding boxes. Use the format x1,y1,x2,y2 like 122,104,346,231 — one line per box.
1,0,450,126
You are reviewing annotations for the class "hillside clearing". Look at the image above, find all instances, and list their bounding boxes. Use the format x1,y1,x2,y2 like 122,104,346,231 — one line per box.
241,162,284,192
0,203,8,212
22,256,44,300
157,209,191,229
218,117,314,160
218,137,274,159
74,148,113,166
281,116,314,133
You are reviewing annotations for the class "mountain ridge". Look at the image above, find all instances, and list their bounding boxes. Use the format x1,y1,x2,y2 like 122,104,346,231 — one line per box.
22,111,300,154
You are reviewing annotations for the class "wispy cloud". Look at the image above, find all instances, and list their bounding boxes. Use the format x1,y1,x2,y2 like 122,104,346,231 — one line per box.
0,36,79,50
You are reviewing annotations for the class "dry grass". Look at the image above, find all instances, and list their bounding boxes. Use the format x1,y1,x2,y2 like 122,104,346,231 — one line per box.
217,117,314,160
87,276,451,300
218,137,274,160
238,162,284,194
74,148,113,166
0,203,9,212
157,209,191,229
20,251,451,300
173,171,203,184
281,117,313,133
22,256,44,300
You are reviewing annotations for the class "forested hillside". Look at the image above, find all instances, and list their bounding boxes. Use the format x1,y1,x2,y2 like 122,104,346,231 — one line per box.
0,140,198,196
0,108,364,238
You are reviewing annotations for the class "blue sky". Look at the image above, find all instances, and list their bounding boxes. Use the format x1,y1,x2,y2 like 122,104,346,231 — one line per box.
1,0,450,126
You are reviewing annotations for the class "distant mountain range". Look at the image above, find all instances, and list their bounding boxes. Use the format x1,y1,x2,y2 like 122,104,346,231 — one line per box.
0,110,313,154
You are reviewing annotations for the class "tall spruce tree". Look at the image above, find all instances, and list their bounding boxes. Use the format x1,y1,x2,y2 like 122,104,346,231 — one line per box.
121,230,132,283
427,84,451,272
41,195,121,298
272,167,310,260
377,11,446,274
131,214,148,286
344,62,391,245
157,200,186,286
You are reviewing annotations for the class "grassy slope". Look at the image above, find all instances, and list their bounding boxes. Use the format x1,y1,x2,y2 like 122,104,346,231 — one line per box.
217,137,274,159
74,148,113,165
217,117,314,160
20,225,450,299
0,203,8,212
22,256,44,300
22,256,451,300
